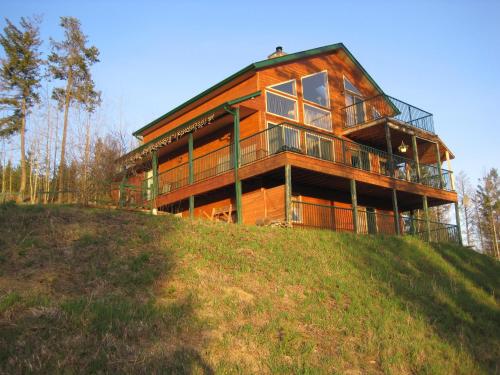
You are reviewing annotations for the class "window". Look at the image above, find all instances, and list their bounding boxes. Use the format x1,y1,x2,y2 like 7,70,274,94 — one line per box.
302,71,329,107
292,195,302,223
266,91,297,120
343,77,362,96
349,148,371,171
304,104,332,131
269,80,296,96
305,133,333,161
267,123,300,154
344,77,365,126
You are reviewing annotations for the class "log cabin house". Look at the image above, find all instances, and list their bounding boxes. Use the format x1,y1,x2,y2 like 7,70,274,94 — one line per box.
115,43,462,243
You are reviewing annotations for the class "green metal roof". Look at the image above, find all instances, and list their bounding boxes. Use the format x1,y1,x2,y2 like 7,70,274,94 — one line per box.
132,43,385,137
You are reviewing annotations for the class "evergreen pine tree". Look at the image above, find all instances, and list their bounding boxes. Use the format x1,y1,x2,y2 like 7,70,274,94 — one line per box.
48,17,99,202
0,17,43,202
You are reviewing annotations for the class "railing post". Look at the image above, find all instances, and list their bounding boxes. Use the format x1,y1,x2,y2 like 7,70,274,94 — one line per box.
454,202,463,246
445,150,455,190
411,135,421,182
435,142,444,189
225,106,242,224
423,195,431,242
285,164,292,224
350,179,358,234
152,150,158,213
385,124,394,178
392,189,400,235
188,132,194,219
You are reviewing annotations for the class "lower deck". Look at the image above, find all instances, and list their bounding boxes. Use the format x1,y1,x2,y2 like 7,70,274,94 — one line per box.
144,164,459,244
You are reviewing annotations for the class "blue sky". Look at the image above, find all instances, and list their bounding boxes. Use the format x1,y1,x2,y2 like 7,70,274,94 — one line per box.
1,0,499,182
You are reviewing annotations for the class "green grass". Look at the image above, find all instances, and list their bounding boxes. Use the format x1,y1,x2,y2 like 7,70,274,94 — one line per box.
0,204,498,374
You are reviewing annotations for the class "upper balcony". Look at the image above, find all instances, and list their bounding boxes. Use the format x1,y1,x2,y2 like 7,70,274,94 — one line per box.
340,94,435,134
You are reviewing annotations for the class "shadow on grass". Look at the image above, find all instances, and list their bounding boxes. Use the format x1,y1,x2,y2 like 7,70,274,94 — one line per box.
0,204,213,374
347,234,500,373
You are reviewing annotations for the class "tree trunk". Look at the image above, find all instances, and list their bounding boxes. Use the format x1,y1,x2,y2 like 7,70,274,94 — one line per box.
18,98,27,203
490,209,499,259
83,112,91,205
1,140,5,194
57,72,73,203
44,97,52,204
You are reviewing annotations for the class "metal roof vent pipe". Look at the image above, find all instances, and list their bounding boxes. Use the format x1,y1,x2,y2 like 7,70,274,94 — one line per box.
268,46,287,59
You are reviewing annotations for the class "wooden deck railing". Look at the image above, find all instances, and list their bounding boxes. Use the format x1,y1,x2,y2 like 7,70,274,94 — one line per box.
150,122,453,198
292,200,460,244
340,94,435,134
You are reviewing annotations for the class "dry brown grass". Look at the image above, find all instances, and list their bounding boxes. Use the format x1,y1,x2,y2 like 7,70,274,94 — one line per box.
0,203,499,374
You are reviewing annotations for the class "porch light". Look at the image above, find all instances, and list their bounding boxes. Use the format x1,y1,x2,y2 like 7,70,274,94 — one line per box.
398,140,408,153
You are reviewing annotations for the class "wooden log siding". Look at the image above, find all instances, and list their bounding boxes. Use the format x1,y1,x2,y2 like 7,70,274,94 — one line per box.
121,44,458,239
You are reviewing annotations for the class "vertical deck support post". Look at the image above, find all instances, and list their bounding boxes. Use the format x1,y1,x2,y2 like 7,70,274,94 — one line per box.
392,189,400,235
152,150,158,213
454,202,463,246
411,135,421,182
188,132,194,219
445,150,455,190
285,164,292,224
225,106,242,224
350,179,358,234
422,195,431,242
385,124,394,178
435,142,444,189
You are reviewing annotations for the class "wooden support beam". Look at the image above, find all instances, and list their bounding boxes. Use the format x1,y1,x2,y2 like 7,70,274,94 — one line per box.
454,202,463,246
226,106,242,224
392,189,400,235
385,124,394,178
285,164,292,224
411,135,421,182
188,133,194,219
422,195,430,242
435,143,444,189
350,179,358,233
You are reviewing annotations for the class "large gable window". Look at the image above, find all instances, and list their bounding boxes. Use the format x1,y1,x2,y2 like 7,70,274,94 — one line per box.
302,71,329,107
269,79,296,96
343,77,362,96
266,91,297,120
343,77,365,126
304,104,332,131
305,133,333,161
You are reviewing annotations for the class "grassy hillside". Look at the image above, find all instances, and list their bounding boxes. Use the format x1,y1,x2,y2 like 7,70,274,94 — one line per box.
0,203,498,374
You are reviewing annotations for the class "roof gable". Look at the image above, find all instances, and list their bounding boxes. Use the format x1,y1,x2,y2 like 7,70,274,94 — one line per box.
133,43,384,137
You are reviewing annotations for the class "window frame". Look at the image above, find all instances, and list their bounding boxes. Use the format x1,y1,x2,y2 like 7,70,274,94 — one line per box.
303,103,333,132
265,90,299,121
301,70,331,109
268,79,297,97
342,75,363,97
266,121,301,155
304,132,334,161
